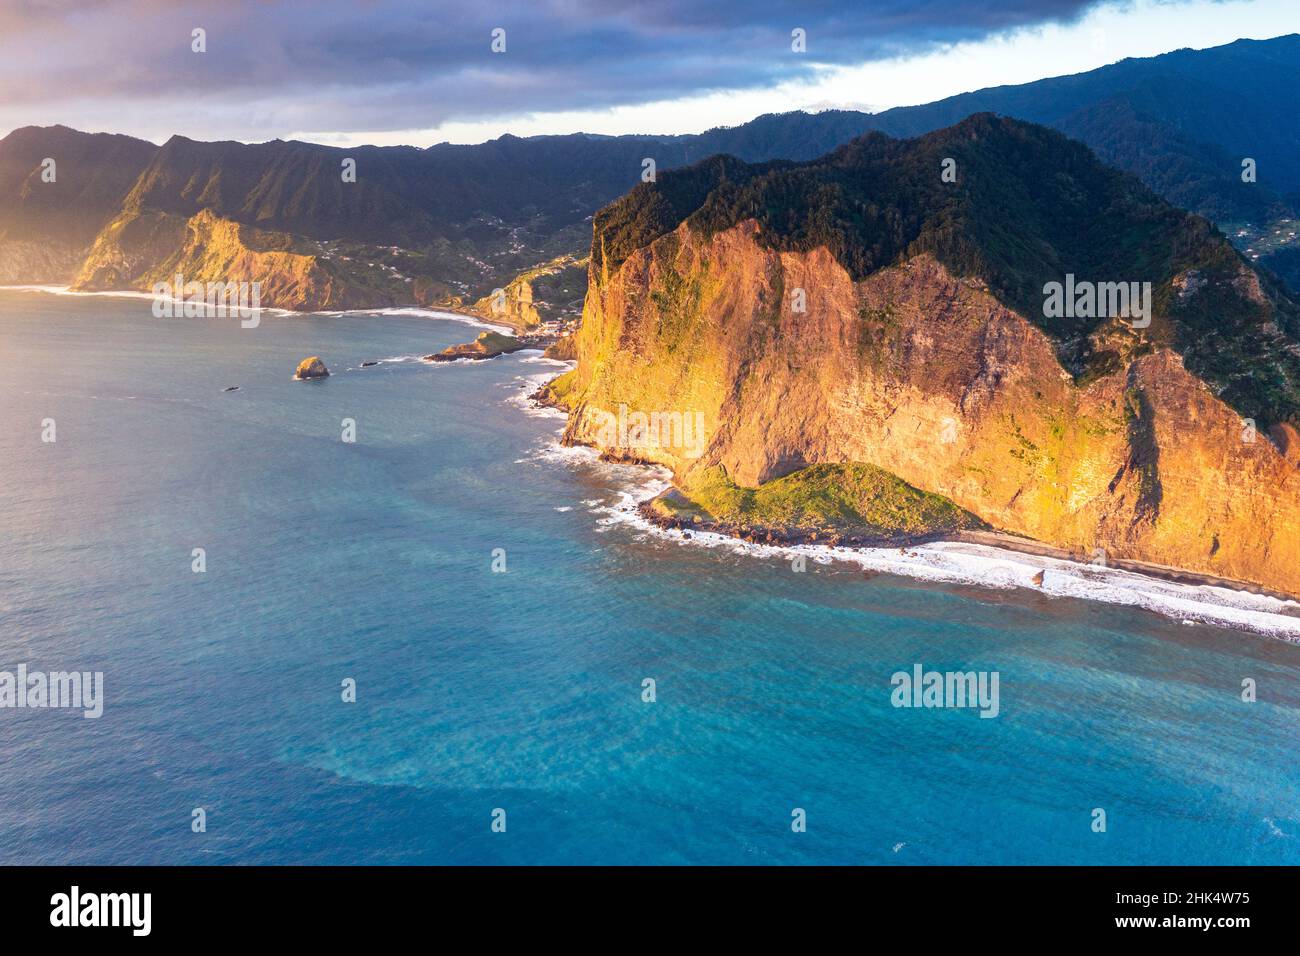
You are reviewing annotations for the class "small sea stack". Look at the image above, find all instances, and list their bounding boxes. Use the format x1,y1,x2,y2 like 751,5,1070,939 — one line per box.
294,356,329,380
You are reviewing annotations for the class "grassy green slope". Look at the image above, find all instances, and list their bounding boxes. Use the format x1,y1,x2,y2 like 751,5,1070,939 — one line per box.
649,464,985,541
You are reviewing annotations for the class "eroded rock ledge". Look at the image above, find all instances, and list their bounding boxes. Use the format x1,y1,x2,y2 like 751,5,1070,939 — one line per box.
424,331,527,362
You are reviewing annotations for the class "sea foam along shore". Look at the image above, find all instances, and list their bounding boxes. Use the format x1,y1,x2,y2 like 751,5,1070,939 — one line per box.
514,365,1300,641
0,283,308,318
15,284,1296,640
0,286,512,333
316,306,514,335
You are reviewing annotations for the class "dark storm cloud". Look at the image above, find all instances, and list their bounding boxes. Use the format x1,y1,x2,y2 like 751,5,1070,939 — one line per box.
0,0,1109,140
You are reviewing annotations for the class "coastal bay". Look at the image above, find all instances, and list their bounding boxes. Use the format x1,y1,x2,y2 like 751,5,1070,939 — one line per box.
2,288,1297,865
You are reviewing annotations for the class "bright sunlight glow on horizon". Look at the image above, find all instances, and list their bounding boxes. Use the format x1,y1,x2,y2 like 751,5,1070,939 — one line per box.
289,0,1298,148
2,0,1295,148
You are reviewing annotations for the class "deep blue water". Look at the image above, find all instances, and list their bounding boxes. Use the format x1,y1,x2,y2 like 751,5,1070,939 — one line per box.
1,289,1297,865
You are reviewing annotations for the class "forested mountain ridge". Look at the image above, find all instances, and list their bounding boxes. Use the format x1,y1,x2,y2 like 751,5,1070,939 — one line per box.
2,34,1296,313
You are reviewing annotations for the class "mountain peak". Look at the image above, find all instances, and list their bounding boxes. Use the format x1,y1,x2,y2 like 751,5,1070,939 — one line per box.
592,114,1300,428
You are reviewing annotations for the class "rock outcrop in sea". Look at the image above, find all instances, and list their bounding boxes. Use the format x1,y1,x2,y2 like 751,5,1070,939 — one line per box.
294,356,329,379
424,331,526,362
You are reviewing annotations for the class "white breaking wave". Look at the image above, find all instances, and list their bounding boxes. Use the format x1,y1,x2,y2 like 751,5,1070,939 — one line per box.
0,284,301,316
608,492,1300,639
328,306,513,334
0,284,92,295
504,364,573,421
517,410,1300,639
0,288,506,329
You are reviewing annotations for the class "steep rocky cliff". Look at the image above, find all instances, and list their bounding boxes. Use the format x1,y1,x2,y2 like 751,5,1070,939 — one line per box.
0,125,156,285
0,239,82,284
545,116,1300,595
72,208,391,311
470,254,587,331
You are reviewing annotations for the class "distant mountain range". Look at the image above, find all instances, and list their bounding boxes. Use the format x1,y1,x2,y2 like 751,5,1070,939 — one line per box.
1,33,1298,319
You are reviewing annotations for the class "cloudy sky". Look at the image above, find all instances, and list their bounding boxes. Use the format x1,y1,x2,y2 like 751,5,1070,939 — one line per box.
0,0,1294,146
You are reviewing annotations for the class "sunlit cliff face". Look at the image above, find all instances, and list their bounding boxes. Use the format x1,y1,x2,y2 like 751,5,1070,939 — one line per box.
549,220,1300,596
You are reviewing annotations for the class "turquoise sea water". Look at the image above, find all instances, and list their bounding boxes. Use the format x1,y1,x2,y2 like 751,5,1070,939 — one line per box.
1,289,1297,865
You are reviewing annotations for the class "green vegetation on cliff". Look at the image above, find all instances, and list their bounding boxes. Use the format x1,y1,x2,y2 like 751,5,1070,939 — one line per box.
649,464,984,540
593,114,1300,428
471,253,588,330
424,330,525,362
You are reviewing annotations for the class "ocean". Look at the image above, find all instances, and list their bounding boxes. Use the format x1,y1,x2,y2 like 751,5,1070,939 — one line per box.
1,288,1297,865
